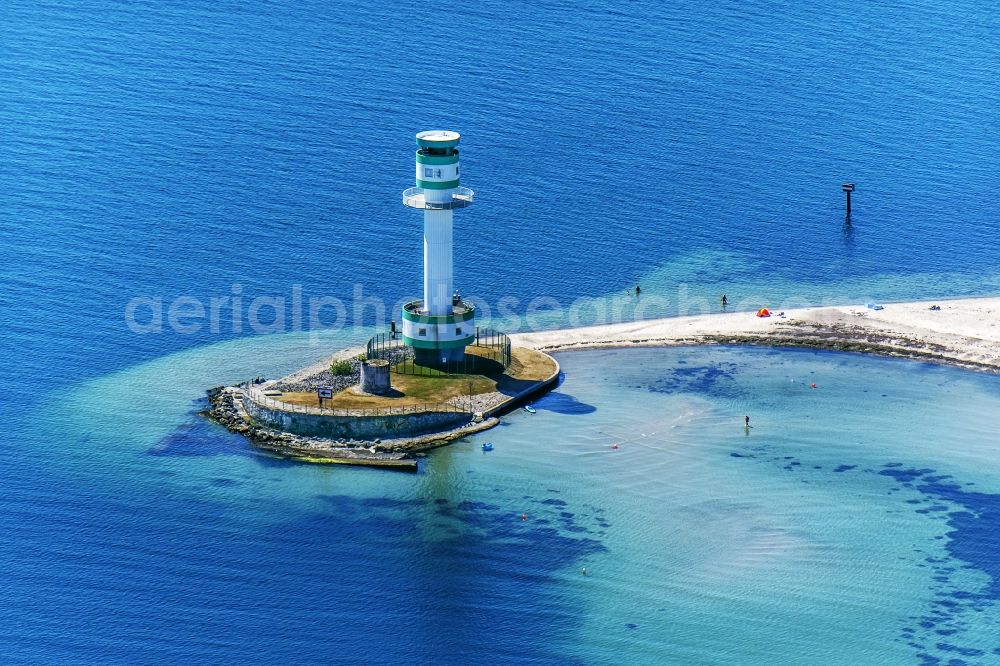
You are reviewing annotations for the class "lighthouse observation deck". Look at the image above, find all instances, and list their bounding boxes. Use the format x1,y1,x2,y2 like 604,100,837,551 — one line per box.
402,299,476,321
402,186,474,210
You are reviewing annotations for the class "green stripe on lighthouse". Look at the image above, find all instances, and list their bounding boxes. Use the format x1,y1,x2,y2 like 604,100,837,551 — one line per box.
402,335,475,350
416,151,459,165
416,178,460,189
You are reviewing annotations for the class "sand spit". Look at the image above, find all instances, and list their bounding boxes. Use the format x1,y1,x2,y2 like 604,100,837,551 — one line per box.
511,297,1000,372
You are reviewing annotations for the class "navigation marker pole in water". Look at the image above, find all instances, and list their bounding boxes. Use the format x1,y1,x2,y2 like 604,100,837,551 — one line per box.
401,131,476,367
842,182,855,221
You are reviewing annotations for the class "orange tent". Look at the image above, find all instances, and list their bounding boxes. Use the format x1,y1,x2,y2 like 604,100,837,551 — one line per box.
756,308,771,317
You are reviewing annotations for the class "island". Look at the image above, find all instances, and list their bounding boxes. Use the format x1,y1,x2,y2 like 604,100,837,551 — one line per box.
202,130,1000,470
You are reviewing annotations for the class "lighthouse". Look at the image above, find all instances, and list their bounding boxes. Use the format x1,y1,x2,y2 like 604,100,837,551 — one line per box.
401,131,476,367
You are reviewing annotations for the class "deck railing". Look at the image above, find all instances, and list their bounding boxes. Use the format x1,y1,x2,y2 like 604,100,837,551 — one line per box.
402,186,474,210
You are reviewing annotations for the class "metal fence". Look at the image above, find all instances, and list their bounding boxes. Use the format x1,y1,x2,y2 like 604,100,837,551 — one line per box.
241,387,469,417
366,326,512,376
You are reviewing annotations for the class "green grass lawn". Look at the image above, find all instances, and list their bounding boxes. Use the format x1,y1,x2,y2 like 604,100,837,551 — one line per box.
272,347,557,410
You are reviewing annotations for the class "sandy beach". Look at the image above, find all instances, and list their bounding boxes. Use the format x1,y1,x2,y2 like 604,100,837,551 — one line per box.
510,296,1000,372
269,297,1000,385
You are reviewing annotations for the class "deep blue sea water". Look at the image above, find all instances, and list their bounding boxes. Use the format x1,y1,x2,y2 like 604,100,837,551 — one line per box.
3,0,1000,663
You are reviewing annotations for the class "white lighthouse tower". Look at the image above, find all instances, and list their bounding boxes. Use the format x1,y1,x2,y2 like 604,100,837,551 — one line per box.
401,131,476,367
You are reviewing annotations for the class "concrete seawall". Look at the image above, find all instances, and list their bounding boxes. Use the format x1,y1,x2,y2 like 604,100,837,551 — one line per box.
202,347,562,468
242,391,473,440
483,353,561,419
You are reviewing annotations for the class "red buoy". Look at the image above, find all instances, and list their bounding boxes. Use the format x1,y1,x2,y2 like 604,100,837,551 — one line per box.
612,443,620,450
810,383,818,389
521,513,527,521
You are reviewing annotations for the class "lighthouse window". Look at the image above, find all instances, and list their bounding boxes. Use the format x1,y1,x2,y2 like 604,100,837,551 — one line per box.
418,328,426,336
455,166,459,175
435,169,442,178
455,327,462,335
423,167,433,178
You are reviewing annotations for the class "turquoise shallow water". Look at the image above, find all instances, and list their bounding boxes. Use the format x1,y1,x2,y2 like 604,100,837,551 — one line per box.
8,339,999,663
5,0,1000,661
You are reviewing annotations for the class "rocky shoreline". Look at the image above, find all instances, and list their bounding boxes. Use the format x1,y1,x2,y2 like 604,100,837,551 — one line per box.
202,385,498,470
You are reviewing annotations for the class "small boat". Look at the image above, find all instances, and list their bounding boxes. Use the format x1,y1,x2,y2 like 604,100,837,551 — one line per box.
523,405,536,414
482,443,494,452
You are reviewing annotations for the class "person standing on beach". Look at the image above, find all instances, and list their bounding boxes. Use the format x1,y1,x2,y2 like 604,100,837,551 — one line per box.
745,415,750,427
722,294,728,307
